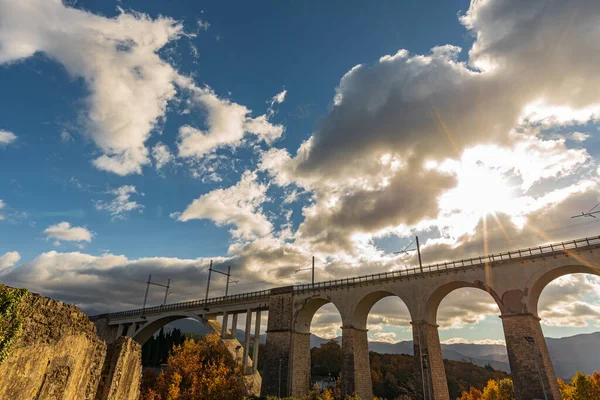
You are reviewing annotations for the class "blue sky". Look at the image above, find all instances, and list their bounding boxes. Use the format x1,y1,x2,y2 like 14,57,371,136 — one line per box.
0,0,472,262
1,0,600,345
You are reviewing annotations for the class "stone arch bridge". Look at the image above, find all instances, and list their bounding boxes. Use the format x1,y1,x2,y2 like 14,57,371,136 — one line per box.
92,235,600,400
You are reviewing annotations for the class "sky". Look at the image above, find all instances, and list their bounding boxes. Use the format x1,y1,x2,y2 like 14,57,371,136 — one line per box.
1,0,600,345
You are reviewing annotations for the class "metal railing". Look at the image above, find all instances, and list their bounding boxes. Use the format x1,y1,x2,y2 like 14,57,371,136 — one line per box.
92,234,600,321
292,235,600,293
92,288,271,321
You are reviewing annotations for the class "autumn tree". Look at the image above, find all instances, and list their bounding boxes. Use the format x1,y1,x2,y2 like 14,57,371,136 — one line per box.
141,333,248,400
558,371,600,400
458,386,483,400
459,378,515,400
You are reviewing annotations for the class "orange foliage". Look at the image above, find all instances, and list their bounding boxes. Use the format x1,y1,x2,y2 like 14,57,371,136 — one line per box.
140,333,248,400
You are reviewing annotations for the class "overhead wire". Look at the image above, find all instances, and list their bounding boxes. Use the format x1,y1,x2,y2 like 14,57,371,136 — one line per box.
403,217,600,260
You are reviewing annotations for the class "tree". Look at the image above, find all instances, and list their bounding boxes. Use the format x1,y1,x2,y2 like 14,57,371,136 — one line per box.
311,340,342,377
142,328,186,368
460,378,515,400
458,386,483,400
497,378,515,400
482,379,500,400
141,333,248,400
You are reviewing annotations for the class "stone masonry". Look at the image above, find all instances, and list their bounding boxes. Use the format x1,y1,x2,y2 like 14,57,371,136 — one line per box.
412,322,449,400
261,287,296,397
341,327,372,399
501,313,561,400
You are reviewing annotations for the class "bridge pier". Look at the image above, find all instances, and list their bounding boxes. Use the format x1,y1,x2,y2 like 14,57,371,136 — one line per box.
290,331,312,397
221,312,229,338
341,326,372,399
261,287,297,397
501,313,561,400
243,309,252,372
412,321,449,400
253,310,261,374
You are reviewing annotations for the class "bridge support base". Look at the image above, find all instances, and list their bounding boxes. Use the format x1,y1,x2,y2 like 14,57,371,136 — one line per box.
261,330,292,397
412,321,450,400
501,313,561,400
341,326,372,400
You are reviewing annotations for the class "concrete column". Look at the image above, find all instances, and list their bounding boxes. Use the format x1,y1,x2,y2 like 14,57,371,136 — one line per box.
501,313,561,400
231,313,238,338
115,324,123,340
412,321,450,400
341,326,372,400
221,312,229,338
243,309,252,372
125,323,136,337
252,310,261,374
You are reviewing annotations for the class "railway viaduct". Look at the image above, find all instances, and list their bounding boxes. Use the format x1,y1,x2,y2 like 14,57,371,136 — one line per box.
92,235,600,400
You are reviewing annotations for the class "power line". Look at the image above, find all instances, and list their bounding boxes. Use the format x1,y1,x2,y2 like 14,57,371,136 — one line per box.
571,202,600,219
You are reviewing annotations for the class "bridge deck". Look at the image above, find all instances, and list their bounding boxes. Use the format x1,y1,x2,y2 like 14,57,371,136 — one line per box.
91,234,600,321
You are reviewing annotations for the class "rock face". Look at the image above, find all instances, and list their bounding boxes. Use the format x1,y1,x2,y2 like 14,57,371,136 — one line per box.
0,284,142,400
0,285,106,399
95,336,142,400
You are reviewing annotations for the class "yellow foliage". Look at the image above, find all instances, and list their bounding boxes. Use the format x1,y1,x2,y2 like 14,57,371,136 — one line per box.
482,379,499,400
141,333,248,400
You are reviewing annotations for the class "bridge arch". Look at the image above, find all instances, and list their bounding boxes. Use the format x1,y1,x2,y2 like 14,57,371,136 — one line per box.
132,311,208,345
349,289,414,330
424,280,505,325
526,263,600,317
294,295,344,334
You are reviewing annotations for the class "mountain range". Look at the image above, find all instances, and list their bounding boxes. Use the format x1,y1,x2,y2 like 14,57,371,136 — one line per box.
168,319,599,380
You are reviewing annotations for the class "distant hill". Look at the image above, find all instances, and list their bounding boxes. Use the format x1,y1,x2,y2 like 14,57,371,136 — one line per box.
546,332,600,379
167,319,600,379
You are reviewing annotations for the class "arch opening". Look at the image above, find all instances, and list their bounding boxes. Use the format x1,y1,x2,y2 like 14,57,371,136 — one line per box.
536,272,600,381
132,313,209,369
434,285,509,399
527,264,600,318
357,292,414,400
293,298,343,393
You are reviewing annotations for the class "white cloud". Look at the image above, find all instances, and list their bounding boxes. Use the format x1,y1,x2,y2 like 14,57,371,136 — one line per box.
43,221,93,243
539,274,600,328
177,171,272,240
0,129,17,146
0,200,5,220
437,288,500,330
95,185,144,220
196,19,210,32
0,0,185,175
0,1,286,176
176,85,284,159
60,129,74,143
441,337,505,346
0,250,277,314
0,251,20,274
270,89,287,105
255,0,600,256
151,142,173,169
372,332,397,343
568,132,590,142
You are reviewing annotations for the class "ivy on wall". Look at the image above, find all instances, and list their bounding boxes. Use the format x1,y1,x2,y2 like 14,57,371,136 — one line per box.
0,285,29,364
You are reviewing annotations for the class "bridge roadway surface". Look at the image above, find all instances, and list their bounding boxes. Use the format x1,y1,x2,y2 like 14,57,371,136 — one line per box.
91,234,600,400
